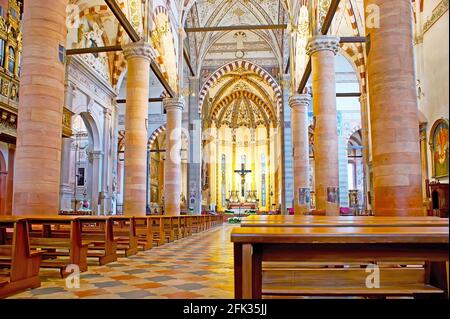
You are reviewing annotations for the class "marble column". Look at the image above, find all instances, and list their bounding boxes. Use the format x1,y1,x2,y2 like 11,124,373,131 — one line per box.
59,137,73,211
13,0,68,216
188,77,202,214
122,41,153,216
164,97,184,216
306,35,340,215
290,94,311,215
102,108,112,214
90,150,102,214
364,0,423,216
360,93,371,210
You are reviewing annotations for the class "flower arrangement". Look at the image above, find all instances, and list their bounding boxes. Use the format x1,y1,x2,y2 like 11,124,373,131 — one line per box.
228,217,242,224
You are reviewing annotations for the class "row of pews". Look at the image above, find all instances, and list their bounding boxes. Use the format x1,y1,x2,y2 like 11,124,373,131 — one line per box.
231,215,449,299
0,214,222,298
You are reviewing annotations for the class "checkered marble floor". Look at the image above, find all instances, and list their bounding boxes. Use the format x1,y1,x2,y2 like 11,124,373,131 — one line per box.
10,225,235,299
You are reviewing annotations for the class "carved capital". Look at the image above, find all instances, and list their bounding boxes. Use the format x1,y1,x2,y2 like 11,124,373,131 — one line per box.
306,36,340,56
122,41,155,61
163,96,185,112
289,93,311,110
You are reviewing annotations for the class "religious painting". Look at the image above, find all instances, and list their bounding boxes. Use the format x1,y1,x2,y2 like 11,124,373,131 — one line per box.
430,119,449,179
326,187,339,204
298,188,310,206
150,158,159,181
150,184,159,203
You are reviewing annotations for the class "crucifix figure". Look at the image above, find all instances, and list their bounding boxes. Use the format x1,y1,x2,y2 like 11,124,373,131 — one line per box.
234,163,252,198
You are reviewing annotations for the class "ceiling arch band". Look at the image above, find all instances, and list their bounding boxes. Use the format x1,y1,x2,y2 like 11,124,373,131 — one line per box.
199,59,282,113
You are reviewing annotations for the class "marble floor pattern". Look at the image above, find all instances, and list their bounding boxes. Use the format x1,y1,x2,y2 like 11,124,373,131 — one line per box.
10,225,235,299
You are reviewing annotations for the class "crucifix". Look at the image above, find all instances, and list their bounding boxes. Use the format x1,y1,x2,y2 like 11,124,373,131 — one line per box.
234,163,252,198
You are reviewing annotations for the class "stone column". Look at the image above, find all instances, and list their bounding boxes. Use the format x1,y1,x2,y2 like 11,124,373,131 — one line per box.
280,74,294,214
188,77,202,214
306,35,340,215
5,145,15,215
360,93,371,210
290,94,311,215
364,0,423,216
122,41,153,216
164,97,184,216
90,150,103,214
419,124,429,214
13,0,68,216
59,137,73,211
101,108,112,214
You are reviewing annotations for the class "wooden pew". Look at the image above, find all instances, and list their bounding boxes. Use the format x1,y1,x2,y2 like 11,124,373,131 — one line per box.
26,216,90,277
0,218,42,298
111,217,138,257
241,216,449,228
231,225,449,299
240,215,449,299
134,217,155,251
77,216,117,265
148,216,175,245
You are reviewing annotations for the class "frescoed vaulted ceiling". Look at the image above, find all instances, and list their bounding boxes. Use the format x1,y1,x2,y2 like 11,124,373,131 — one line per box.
64,0,372,98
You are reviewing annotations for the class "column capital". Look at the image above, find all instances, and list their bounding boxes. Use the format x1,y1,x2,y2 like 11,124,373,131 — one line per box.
163,96,185,112
306,35,340,56
289,93,311,109
122,40,155,61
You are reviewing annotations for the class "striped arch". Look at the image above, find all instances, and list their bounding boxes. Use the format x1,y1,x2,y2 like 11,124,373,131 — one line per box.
340,1,367,93
148,124,190,150
210,91,276,127
346,125,363,142
148,124,167,149
199,60,282,113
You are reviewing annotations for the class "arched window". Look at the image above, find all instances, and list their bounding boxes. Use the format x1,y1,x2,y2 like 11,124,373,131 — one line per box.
8,47,15,74
0,39,5,68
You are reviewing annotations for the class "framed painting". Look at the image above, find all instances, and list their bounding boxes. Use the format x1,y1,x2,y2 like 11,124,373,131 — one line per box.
429,119,449,179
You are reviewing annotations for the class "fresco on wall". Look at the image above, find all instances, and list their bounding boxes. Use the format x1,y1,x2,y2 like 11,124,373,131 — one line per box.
431,120,449,179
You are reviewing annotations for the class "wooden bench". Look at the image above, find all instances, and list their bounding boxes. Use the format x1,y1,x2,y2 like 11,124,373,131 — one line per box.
241,215,449,228
231,225,449,299
134,217,156,251
0,217,42,298
240,215,449,299
78,216,118,265
111,217,138,257
26,216,91,278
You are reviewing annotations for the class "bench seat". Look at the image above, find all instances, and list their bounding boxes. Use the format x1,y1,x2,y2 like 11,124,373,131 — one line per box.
263,285,444,297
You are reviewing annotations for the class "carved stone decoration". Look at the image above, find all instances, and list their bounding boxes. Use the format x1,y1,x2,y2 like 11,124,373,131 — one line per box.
122,41,155,62
306,36,340,56
423,0,449,34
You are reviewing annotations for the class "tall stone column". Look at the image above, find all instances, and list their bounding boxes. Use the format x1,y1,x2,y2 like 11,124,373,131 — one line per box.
280,74,294,214
122,41,153,216
364,0,423,216
290,94,311,215
360,93,371,210
90,150,102,214
306,35,340,215
13,0,68,216
164,97,184,216
102,108,112,214
188,77,202,214
59,137,73,211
